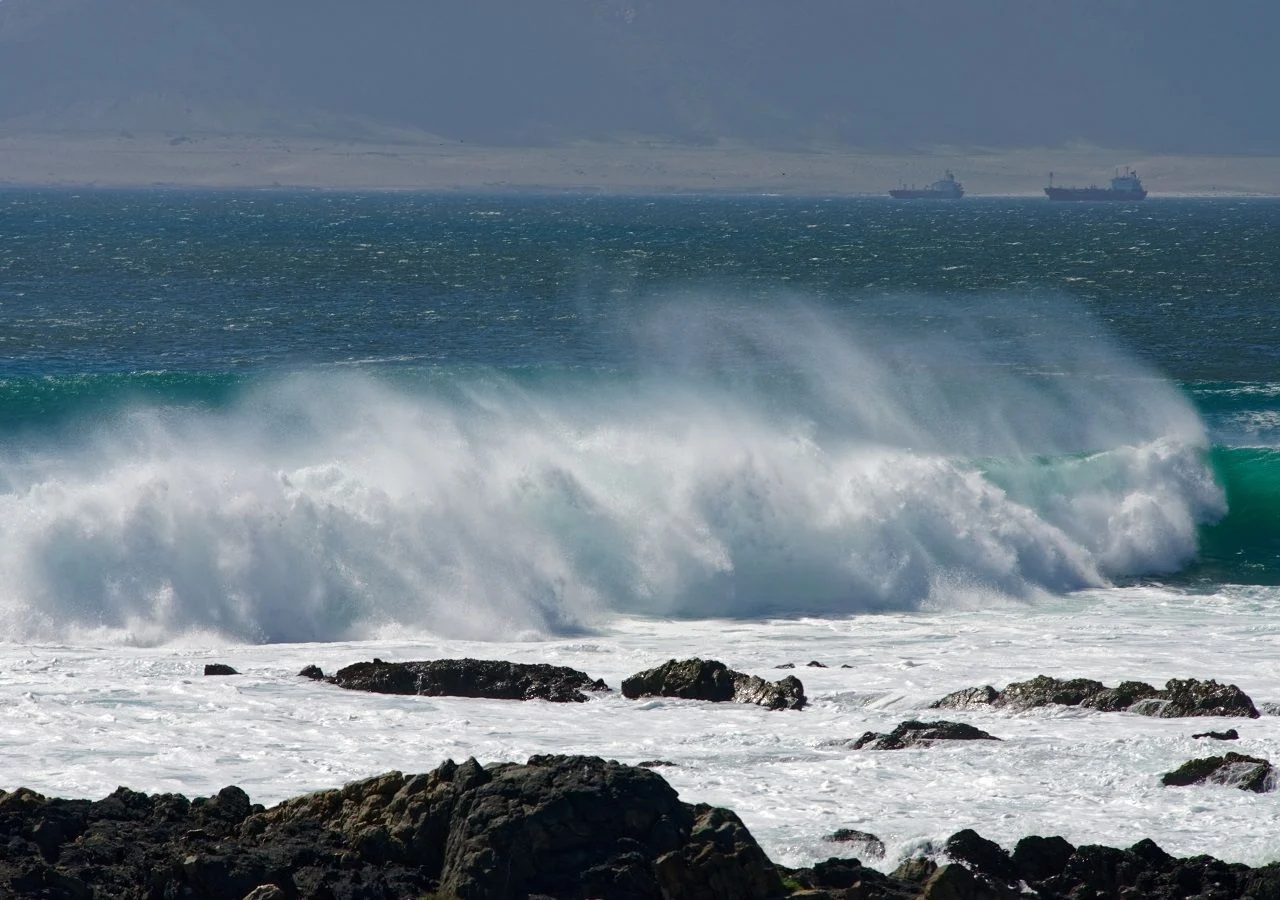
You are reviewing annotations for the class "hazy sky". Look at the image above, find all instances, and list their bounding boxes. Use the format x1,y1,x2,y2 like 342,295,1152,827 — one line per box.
0,0,1275,153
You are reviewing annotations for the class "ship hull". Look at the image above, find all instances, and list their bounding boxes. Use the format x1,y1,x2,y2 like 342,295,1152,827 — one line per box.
1044,187,1147,201
889,189,964,199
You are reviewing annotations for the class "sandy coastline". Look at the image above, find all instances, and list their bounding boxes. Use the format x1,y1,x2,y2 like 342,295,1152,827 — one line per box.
2,133,1278,196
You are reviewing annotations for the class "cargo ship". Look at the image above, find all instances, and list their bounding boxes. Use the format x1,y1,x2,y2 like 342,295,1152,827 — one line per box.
1045,169,1147,201
889,171,964,200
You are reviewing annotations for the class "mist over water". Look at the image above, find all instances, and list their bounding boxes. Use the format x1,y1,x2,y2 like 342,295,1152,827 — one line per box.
0,297,1223,645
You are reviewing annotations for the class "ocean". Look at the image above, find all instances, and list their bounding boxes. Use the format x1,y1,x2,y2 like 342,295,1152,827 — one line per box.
1,190,1278,869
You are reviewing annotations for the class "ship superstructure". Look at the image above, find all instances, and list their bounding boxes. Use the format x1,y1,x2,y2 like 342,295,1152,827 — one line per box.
889,171,964,200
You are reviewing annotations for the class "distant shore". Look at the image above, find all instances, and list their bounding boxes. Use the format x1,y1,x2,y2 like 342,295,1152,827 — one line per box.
2,133,1278,196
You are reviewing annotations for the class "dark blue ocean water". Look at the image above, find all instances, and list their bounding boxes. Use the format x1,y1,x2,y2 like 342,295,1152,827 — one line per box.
1,191,1278,642
2,192,1278,379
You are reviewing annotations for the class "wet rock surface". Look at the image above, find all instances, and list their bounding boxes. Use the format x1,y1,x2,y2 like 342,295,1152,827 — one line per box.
784,831,1280,900
203,663,238,676
1162,752,1276,792
328,657,610,703
932,674,1259,718
1,758,1279,899
1192,728,1240,740
852,720,1001,750
823,828,886,859
621,658,806,710
0,755,783,900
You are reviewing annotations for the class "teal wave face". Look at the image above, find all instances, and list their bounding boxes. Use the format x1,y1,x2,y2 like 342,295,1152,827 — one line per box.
0,372,246,435
1187,447,1280,585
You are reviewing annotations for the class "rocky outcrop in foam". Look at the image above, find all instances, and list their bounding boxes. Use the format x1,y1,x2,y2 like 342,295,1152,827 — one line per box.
621,657,806,710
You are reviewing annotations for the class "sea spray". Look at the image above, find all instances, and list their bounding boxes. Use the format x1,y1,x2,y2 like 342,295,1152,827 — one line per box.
0,298,1222,644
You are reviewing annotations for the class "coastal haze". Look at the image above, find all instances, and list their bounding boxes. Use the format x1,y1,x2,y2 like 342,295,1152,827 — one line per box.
1,0,1277,194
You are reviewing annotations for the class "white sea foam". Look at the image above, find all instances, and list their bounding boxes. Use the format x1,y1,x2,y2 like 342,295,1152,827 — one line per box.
1,585,1278,872
0,300,1221,644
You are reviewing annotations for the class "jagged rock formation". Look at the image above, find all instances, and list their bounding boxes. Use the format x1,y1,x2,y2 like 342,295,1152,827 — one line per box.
328,657,610,703
0,755,782,899
932,675,1259,718
784,828,1280,899
1162,752,1275,792
3,757,1280,898
852,720,1001,750
621,658,806,710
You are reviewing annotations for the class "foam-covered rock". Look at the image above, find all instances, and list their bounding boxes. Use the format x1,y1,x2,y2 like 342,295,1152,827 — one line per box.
1161,752,1275,792
852,720,1000,750
932,674,1257,718
621,658,806,710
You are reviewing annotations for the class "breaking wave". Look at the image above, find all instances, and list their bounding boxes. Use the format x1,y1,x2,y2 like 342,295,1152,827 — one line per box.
0,298,1226,644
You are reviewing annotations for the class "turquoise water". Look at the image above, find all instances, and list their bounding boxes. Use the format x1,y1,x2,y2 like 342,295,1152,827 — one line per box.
0,191,1277,641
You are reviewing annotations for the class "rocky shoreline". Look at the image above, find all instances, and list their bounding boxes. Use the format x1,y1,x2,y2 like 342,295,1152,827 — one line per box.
1,753,1278,899
2,656,1274,897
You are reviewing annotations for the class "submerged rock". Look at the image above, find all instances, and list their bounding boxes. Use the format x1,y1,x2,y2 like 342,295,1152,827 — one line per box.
932,675,1258,718
621,658,806,710
1192,728,1240,740
1161,752,1275,792
852,720,1000,750
328,657,609,703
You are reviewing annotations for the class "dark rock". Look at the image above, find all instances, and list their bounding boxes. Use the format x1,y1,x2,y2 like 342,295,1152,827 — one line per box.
853,720,1000,750
998,674,1110,710
297,665,324,680
931,674,1258,718
775,662,796,669
6,755,1280,900
1088,679,1163,712
1148,678,1260,718
784,857,913,897
823,828,886,858
841,664,854,669
202,663,237,676
1127,837,1175,868
930,685,999,709
1192,728,1240,740
806,660,828,668
1012,834,1075,881
1161,752,1275,792
328,657,610,703
945,828,1019,883
919,863,999,900
621,658,806,710
636,760,678,768
0,756,784,899
891,856,939,884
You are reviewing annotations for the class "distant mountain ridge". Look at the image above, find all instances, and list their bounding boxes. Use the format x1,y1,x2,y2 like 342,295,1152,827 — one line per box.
0,0,1275,153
